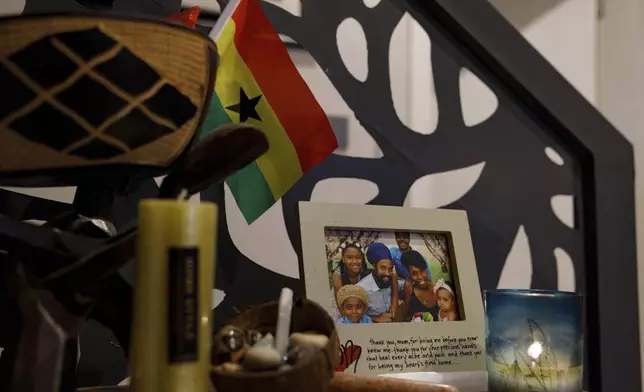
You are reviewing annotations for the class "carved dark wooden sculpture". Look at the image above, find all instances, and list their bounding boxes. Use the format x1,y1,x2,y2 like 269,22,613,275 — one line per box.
0,14,269,391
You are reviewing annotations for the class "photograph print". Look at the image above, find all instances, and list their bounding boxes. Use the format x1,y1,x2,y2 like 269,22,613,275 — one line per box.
325,228,462,325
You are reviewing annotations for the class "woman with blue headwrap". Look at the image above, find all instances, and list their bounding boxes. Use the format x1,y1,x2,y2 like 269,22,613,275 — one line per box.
402,249,438,321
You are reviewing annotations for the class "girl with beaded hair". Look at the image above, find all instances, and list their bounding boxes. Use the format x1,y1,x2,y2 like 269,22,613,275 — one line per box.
330,241,369,320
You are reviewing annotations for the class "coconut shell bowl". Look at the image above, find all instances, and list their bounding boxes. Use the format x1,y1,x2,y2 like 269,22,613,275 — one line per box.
211,298,340,392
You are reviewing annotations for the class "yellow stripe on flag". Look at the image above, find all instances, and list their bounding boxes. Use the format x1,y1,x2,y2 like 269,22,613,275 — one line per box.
215,20,303,199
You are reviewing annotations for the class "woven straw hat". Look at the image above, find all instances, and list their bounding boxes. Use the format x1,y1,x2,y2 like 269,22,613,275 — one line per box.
336,284,369,307
0,14,216,186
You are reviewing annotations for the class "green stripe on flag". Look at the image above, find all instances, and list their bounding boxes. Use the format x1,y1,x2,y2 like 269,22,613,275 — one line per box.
198,92,232,140
227,160,276,223
199,91,275,223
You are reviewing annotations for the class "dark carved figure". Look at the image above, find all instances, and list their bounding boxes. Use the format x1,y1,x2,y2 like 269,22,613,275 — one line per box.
0,13,268,391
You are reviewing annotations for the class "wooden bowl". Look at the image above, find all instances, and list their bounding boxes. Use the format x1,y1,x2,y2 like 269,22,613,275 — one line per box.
77,388,128,391
211,298,340,392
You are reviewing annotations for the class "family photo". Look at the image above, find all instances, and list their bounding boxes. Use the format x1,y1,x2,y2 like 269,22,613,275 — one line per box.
325,229,462,325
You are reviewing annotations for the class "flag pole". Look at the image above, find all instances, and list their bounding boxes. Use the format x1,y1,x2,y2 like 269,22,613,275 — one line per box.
210,0,240,41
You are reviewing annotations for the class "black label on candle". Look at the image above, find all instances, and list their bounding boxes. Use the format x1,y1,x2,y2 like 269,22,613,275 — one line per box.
168,247,199,363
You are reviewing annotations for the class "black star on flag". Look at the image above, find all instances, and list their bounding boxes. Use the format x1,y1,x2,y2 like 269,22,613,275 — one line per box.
226,87,262,122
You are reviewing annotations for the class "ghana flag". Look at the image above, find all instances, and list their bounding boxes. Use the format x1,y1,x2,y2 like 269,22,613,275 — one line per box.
199,0,338,224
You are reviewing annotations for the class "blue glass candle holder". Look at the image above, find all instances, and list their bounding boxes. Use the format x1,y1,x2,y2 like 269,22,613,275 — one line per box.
485,289,583,392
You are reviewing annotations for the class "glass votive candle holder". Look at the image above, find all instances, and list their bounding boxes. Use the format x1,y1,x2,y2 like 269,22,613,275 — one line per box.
484,289,583,392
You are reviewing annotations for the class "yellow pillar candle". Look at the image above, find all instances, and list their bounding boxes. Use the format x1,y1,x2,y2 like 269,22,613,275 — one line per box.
131,199,217,392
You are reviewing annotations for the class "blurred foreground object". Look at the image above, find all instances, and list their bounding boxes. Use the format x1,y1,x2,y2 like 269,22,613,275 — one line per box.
131,200,217,392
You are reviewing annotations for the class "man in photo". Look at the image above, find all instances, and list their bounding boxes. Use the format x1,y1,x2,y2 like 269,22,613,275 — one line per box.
336,284,372,324
390,231,431,282
358,242,405,323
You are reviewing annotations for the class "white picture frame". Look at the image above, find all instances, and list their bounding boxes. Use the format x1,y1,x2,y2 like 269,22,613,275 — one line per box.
298,201,485,375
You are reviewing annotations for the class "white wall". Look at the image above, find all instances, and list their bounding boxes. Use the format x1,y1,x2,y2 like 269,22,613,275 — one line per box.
596,0,644,384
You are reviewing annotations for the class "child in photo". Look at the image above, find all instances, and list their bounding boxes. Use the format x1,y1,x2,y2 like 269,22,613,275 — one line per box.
336,284,373,324
329,241,369,321
434,279,459,321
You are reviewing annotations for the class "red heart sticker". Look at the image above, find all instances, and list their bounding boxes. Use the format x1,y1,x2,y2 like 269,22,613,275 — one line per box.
336,340,362,373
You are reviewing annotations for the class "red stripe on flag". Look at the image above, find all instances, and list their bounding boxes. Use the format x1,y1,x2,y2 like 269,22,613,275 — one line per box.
231,0,338,172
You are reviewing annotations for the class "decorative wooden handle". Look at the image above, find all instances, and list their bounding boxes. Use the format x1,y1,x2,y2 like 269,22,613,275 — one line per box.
329,373,459,392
